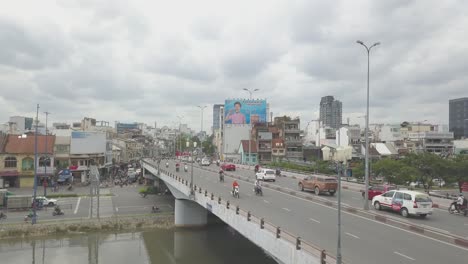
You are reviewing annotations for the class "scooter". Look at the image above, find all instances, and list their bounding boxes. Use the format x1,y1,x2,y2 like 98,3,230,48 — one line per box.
254,186,263,196
275,169,281,177
184,165,188,172
166,163,169,168
448,202,468,216
0,212,6,220
232,186,240,198
151,206,160,213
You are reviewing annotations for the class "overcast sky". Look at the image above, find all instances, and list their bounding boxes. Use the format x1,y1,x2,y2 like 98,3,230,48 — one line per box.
1,0,467,132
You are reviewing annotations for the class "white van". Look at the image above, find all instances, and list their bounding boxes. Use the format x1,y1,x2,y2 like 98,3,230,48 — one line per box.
372,190,433,218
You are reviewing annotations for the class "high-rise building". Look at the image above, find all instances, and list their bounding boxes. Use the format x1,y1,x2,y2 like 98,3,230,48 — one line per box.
212,104,223,133
449,97,468,139
319,96,342,130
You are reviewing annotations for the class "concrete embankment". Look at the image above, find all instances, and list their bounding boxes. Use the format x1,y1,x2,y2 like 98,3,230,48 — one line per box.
0,213,174,240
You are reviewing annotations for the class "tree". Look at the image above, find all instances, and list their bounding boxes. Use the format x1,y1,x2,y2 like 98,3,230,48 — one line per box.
446,155,468,192
373,158,417,185
401,153,447,191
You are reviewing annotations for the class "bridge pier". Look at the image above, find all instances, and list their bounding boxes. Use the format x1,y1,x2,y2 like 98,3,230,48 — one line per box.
175,199,207,227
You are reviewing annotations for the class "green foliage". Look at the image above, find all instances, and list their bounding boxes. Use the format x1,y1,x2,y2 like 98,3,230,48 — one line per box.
373,158,418,185
445,155,468,192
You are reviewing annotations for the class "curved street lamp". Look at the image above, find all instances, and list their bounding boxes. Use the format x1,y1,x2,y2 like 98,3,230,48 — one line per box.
356,40,380,210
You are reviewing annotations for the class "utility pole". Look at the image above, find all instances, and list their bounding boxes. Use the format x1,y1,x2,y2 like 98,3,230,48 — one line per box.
32,104,39,224
197,106,207,155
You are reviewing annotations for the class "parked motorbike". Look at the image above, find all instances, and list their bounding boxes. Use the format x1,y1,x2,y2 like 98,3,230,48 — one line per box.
52,210,64,216
232,186,240,198
448,202,468,216
254,186,263,196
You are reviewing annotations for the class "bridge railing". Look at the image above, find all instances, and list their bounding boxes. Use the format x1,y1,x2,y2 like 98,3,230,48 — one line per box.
147,162,346,264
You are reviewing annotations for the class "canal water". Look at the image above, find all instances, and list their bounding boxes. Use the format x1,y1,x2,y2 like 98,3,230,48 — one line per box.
0,226,277,264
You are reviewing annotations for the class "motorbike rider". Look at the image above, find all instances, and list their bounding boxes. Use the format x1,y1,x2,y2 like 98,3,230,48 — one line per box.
254,164,260,173
0,211,5,219
254,179,262,194
54,205,62,214
184,164,188,171
232,180,239,194
165,162,169,168
457,193,465,211
219,169,224,181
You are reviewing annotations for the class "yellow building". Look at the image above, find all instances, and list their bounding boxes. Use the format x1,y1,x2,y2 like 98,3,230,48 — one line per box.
1,134,55,188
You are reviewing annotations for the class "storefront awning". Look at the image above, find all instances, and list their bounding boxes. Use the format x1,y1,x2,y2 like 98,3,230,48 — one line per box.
0,171,19,177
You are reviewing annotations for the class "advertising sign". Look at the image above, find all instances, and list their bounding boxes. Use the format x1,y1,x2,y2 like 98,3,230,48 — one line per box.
70,131,106,154
224,99,267,125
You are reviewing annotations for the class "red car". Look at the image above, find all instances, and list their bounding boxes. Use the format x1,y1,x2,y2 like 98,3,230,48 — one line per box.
221,163,236,171
362,184,398,200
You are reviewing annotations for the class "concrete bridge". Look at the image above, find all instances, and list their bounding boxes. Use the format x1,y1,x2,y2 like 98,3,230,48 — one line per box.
141,159,336,264
142,159,468,264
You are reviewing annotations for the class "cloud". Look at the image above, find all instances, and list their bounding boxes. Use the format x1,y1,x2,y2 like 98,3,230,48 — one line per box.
0,0,467,131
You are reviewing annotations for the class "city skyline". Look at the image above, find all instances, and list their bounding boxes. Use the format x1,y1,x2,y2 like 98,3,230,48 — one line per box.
1,1,467,133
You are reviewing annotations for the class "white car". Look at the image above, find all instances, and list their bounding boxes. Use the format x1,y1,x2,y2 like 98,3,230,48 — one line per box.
35,196,58,206
256,169,276,182
372,190,433,218
201,159,211,166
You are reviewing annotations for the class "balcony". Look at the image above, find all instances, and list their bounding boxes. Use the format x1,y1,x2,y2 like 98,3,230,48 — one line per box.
284,127,300,133
258,148,272,153
285,138,302,145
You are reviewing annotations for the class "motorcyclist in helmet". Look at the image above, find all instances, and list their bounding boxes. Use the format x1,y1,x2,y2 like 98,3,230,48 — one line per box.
457,193,465,211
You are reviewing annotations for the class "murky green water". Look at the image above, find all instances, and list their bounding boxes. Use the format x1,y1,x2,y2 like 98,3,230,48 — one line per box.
0,226,277,264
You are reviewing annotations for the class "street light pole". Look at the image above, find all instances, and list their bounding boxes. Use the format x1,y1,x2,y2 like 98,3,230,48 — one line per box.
197,106,207,155
357,40,380,210
43,111,50,197
32,104,40,225
243,88,259,167
177,115,184,155
337,161,343,264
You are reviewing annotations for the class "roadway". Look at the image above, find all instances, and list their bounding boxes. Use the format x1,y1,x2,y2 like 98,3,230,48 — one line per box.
153,160,468,264
230,165,468,238
1,186,174,224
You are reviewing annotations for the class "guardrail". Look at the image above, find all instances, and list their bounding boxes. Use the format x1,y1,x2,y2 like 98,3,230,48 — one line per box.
192,164,468,251
143,159,344,264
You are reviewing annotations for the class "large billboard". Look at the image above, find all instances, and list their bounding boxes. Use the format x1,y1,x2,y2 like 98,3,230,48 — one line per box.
224,99,267,125
70,131,106,154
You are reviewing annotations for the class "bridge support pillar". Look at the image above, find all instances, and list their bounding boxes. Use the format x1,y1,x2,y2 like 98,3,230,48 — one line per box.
175,198,207,227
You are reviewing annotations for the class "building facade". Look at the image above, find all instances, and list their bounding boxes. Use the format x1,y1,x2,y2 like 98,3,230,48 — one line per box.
320,96,342,130
212,104,223,134
449,97,468,139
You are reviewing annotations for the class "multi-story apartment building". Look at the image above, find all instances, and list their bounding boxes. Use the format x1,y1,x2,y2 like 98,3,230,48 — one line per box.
276,117,302,160
212,104,223,134
408,131,454,154
320,96,342,130
449,97,468,139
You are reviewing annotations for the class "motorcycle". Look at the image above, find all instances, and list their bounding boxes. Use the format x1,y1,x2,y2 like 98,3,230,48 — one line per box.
448,201,468,216
165,163,169,168
232,186,240,198
275,169,281,177
184,165,188,172
254,185,263,196
52,209,64,216
151,206,160,213
0,212,6,220
219,172,224,182
24,213,34,222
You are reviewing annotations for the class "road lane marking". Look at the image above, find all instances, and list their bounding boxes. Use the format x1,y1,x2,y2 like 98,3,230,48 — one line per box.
394,251,415,261
282,208,290,212
74,197,81,214
309,218,320,224
263,200,270,204
156,161,468,251
345,232,360,239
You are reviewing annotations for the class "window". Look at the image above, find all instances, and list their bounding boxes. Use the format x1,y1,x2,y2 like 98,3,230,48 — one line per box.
394,192,404,200
383,191,395,197
55,145,69,153
39,156,51,167
4,157,17,168
415,195,432,203
403,193,412,200
22,158,34,171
